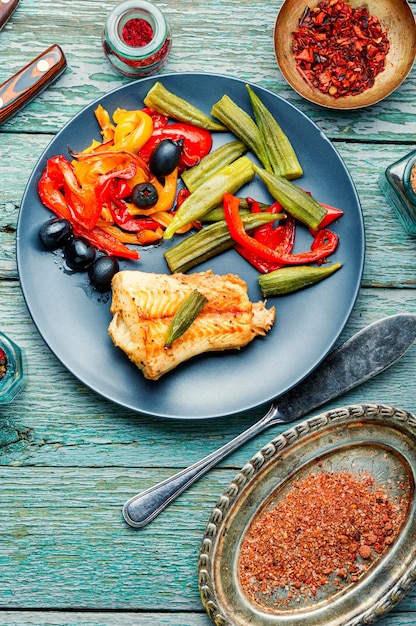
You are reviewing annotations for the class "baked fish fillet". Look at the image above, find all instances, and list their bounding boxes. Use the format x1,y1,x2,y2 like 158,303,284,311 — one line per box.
108,270,275,380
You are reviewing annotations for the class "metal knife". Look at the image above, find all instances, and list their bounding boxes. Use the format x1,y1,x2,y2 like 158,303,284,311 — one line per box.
0,44,66,125
0,0,20,31
123,313,416,528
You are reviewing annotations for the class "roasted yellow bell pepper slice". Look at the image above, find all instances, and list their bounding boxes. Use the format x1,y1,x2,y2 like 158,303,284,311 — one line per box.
111,108,154,152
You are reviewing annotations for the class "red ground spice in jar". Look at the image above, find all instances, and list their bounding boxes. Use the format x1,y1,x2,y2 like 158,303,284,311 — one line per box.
292,0,390,98
122,17,154,46
239,469,407,607
102,0,172,77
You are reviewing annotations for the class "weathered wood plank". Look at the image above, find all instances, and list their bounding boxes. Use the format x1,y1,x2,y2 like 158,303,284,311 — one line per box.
0,464,415,617
0,280,415,470
0,0,415,140
0,612,413,626
1,0,416,622
0,613,213,626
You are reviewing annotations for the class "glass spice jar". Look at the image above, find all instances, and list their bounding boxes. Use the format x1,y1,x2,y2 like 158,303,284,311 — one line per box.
380,149,416,236
102,0,172,78
0,332,26,404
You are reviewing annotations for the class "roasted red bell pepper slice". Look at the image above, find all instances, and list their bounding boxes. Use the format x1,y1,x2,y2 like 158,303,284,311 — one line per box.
235,197,296,273
234,245,278,274
97,162,137,187
95,162,137,207
236,214,296,273
138,123,213,170
316,201,344,229
244,197,285,247
112,179,131,199
246,197,262,214
108,197,160,233
123,217,160,233
176,187,191,209
96,165,135,210
224,193,338,266
38,168,139,260
141,107,169,129
94,169,161,233
273,214,296,255
252,200,286,247
78,224,139,259
38,168,74,222
300,189,344,230
44,155,101,231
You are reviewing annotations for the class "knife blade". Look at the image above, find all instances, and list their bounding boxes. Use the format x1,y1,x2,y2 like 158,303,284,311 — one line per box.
0,0,20,31
123,313,416,528
271,311,416,422
0,44,66,125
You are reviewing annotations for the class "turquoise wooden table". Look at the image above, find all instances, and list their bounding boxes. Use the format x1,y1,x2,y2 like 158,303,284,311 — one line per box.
1,0,416,624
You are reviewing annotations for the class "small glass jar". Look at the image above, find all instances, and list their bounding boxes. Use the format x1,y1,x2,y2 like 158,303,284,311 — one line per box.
0,332,26,404
102,0,172,78
380,149,416,236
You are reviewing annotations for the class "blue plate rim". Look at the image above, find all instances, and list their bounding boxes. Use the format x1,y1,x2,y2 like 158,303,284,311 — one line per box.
16,71,365,420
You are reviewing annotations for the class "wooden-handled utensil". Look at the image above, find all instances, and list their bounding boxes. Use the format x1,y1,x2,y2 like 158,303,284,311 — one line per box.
123,313,416,528
0,44,67,125
0,0,20,31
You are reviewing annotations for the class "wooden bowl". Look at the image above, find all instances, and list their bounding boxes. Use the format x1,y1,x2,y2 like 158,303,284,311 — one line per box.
274,0,416,109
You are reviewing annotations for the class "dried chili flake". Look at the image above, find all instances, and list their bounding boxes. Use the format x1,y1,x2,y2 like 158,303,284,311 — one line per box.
292,0,390,98
122,18,154,47
239,470,408,607
0,347,7,381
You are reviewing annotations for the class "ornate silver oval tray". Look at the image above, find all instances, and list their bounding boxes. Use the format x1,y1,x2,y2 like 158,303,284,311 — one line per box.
198,404,416,626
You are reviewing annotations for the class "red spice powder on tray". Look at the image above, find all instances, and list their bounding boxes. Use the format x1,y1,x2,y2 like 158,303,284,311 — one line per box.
239,469,407,608
292,0,390,98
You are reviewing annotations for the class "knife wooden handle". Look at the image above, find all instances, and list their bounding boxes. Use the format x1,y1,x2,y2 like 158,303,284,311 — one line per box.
0,0,20,30
0,44,67,125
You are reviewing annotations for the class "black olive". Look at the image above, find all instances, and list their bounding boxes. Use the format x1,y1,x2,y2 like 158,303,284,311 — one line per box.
148,139,182,177
64,236,96,271
130,182,159,208
88,255,119,292
39,218,73,251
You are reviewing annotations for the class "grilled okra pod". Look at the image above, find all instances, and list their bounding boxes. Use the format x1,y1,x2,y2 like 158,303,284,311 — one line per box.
164,156,255,239
164,212,282,273
246,85,303,180
258,263,342,297
211,95,271,170
202,198,269,222
181,140,247,192
144,82,226,131
165,289,208,348
252,163,327,230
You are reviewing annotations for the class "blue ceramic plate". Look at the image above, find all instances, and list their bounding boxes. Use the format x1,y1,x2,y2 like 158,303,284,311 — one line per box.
16,73,364,419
